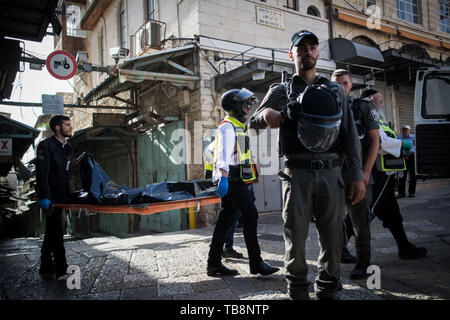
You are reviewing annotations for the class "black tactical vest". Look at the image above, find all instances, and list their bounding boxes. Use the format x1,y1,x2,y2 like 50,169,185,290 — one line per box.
351,98,370,157
279,76,347,156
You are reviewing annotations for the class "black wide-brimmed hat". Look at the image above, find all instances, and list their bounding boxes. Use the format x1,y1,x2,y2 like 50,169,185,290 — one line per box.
360,89,379,99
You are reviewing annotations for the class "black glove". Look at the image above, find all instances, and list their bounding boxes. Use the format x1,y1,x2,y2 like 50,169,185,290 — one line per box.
286,100,302,121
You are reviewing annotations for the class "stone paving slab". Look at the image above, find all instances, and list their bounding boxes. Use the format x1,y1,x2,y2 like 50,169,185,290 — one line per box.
1,183,449,300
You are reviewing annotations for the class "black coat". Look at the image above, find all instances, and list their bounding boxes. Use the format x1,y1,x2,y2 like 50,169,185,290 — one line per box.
35,135,73,203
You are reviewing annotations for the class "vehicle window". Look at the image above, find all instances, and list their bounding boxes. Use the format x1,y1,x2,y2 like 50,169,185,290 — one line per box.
423,73,450,118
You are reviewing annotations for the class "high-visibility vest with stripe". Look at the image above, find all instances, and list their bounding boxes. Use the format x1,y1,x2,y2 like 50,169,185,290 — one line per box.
216,116,258,184
379,120,406,171
204,140,215,172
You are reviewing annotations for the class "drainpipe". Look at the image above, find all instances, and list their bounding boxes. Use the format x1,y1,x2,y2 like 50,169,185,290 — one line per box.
177,0,185,39
328,0,334,39
184,109,190,181
328,0,335,60
184,109,196,229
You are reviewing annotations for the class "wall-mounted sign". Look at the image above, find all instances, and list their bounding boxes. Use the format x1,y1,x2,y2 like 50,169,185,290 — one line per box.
256,6,285,30
0,139,12,156
42,94,64,115
46,50,77,80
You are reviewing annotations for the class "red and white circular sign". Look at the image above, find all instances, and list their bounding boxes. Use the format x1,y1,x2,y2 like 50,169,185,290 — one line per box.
46,50,77,80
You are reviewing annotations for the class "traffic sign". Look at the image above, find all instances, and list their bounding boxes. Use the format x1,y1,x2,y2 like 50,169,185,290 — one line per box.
46,50,77,80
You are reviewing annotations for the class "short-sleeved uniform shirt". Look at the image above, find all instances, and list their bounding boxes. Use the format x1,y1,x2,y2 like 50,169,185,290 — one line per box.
348,95,379,161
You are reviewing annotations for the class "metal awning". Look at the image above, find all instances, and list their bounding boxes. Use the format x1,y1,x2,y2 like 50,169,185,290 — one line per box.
329,38,384,67
0,0,61,42
0,0,61,100
70,126,137,144
378,48,447,70
374,48,449,84
82,44,199,103
0,115,40,177
214,58,295,92
82,74,137,103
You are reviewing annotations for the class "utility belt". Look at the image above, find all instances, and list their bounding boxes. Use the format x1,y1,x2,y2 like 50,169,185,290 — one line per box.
228,165,246,182
284,152,341,170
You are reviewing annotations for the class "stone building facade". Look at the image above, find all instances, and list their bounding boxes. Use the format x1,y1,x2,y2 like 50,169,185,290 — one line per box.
54,0,450,233
55,0,334,233
331,0,449,132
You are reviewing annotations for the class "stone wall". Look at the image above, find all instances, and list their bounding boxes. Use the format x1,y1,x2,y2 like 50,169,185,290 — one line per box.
333,0,449,61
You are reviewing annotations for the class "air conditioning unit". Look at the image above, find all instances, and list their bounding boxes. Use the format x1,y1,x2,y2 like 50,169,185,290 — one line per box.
140,29,149,50
150,22,161,47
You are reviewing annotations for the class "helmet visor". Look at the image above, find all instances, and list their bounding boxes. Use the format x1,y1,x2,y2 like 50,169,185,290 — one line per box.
297,109,342,152
239,88,259,109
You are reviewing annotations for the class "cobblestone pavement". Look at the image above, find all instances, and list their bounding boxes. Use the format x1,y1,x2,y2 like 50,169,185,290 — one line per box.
1,181,449,300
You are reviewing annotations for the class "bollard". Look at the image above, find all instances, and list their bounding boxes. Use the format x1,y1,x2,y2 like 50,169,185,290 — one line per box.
188,207,196,229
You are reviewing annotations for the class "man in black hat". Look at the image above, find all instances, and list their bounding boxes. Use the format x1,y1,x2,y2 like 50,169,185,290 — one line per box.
361,89,427,260
249,30,365,300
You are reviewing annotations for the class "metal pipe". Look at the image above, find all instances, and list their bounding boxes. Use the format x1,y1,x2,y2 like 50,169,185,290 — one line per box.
119,69,200,82
0,101,135,110
329,0,334,38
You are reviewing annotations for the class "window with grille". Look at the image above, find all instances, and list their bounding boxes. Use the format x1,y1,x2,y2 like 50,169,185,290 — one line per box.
396,0,421,24
283,0,298,11
100,27,105,66
441,0,450,33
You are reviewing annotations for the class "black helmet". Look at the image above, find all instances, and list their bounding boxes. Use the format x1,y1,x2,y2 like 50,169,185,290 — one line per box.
221,88,259,121
295,85,342,152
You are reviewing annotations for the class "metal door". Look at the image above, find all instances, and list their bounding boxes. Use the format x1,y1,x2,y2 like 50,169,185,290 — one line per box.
137,121,188,232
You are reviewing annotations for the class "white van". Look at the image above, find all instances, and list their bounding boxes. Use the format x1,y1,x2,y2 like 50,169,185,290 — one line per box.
413,67,450,175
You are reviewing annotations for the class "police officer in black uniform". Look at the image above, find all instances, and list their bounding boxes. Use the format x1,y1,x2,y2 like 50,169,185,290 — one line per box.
36,115,73,279
249,31,365,300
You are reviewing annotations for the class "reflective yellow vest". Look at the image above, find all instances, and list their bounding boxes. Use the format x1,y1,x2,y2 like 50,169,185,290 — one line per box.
216,115,258,184
204,140,215,172
379,121,406,171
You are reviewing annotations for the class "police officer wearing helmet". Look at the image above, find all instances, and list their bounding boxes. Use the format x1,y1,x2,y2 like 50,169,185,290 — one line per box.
332,69,380,280
249,30,365,300
206,88,280,277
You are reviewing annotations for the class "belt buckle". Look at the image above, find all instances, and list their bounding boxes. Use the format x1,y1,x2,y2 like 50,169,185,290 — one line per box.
310,159,324,171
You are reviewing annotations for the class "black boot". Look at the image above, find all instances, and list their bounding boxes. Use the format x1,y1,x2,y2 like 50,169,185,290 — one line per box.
249,261,279,276
341,247,357,264
207,263,238,276
388,223,410,251
39,261,56,275
350,261,370,280
222,248,244,259
399,243,427,260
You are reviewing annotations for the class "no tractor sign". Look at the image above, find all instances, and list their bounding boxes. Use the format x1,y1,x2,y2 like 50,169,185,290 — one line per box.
46,50,77,80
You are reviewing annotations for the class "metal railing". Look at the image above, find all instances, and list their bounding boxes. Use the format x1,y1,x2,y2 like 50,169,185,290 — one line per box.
131,18,167,57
